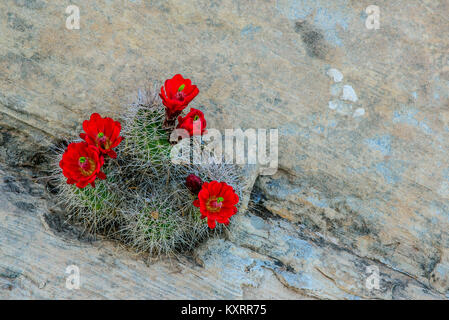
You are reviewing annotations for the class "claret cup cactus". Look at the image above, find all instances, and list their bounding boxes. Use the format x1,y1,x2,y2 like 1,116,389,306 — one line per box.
52,75,243,257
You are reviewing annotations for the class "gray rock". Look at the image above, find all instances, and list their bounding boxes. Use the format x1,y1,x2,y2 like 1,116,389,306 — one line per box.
1,0,448,299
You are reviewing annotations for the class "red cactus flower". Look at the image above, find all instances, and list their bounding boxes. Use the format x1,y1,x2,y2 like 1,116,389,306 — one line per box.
193,181,239,229
59,142,106,189
177,108,207,136
186,174,203,195
80,113,123,159
160,74,199,122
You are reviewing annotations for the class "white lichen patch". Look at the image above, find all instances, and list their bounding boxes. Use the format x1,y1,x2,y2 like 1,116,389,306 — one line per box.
329,100,352,115
326,68,366,119
341,85,358,102
327,68,343,82
328,100,338,110
353,108,365,118
330,83,343,97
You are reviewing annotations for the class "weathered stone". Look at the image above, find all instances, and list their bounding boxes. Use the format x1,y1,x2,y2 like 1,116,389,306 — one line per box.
0,164,303,299
0,165,443,299
0,0,448,299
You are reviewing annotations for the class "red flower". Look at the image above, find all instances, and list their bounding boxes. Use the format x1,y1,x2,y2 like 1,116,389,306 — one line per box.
186,174,203,195
193,181,239,229
159,74,199,121
177,108,207,136
59,142,106,189
80,113,123,159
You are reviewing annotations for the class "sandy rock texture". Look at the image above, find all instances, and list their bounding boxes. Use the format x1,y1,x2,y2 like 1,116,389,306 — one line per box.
1,0,448,299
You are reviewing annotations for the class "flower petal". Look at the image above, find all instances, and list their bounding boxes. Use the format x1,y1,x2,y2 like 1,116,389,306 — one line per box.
107,149,117,159
207,218,216,229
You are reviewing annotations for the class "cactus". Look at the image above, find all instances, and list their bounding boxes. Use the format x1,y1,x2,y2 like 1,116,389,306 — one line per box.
120,87,172,173
119,194,188,255
52,85,243,257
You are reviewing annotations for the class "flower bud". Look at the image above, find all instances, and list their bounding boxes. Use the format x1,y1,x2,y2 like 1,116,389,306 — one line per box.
186,174,203,195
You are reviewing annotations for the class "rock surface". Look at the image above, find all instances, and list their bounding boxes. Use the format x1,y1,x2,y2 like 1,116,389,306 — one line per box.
0,164,444,299
1,0,448,299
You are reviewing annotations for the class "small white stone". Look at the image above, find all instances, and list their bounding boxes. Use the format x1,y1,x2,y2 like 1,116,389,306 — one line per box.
327,68,343,82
